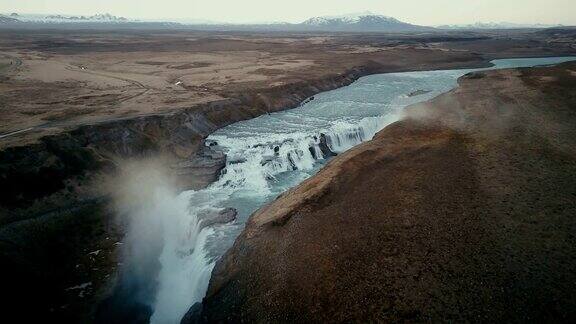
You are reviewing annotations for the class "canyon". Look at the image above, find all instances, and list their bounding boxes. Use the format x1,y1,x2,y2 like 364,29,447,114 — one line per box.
0,27,575,322
194,61,576,322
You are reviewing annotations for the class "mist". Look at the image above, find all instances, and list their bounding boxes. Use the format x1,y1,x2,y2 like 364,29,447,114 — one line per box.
96,157,204,323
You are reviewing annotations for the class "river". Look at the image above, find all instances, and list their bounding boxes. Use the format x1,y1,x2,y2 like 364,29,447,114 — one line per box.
143,56,576,323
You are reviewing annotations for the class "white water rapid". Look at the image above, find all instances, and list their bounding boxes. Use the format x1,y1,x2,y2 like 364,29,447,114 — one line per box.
131,57,576,323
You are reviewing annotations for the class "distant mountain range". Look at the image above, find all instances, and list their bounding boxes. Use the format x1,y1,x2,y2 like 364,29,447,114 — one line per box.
0,12,569,32
6,13,129,23
44,13,128,22
177,12,433,32
0,14,20,24
437,22,564,30
0,12,431,32
300,12,429,31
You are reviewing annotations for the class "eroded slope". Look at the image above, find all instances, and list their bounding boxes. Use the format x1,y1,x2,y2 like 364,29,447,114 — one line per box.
197,63,576,322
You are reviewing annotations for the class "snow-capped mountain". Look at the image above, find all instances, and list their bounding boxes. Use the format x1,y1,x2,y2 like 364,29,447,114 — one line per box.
303,12,398,25
0,14,20,23
47,13,128,22
301,12,430,31
0,11,433,31
15,13,129,23
438,22,562,30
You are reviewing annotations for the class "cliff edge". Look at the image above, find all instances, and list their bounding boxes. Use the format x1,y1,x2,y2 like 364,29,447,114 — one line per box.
193,62,576,322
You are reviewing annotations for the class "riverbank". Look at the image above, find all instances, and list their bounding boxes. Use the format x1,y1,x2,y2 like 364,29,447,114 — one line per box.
194,62,576,322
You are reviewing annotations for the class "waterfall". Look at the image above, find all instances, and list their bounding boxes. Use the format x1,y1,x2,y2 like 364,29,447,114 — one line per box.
105,56,576,324
149,191,216,324
149,113,400,323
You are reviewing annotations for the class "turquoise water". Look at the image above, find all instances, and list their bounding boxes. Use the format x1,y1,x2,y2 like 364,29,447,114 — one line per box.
148,56,576,323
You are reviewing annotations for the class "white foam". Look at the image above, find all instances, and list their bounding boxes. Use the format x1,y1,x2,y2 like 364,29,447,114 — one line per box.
147,56,576,323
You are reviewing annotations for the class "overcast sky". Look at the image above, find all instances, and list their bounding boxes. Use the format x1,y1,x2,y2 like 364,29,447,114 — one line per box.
1,0,575,25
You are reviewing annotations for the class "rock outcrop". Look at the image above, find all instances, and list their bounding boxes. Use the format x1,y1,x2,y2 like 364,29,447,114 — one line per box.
1,67,383,241
198,208,238,230
193,63,576,322
0,65,381,323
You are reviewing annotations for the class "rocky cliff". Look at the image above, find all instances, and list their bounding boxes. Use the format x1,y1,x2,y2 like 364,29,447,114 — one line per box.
0,66,372,221
193,62,576,322
0,64,384,322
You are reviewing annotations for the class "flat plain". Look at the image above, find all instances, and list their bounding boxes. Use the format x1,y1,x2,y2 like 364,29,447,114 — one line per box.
1,28,575,148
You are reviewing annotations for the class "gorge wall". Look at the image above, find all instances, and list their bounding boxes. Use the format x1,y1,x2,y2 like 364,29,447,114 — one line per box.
192,63,576,322
1,26,576,322
0,64,388,322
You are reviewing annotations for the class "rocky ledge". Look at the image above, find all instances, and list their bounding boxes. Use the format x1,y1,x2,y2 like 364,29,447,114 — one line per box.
191,62,576,322
0,63,387,322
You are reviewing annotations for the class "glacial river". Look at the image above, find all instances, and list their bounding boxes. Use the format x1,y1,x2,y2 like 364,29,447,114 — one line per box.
145,56,576,323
